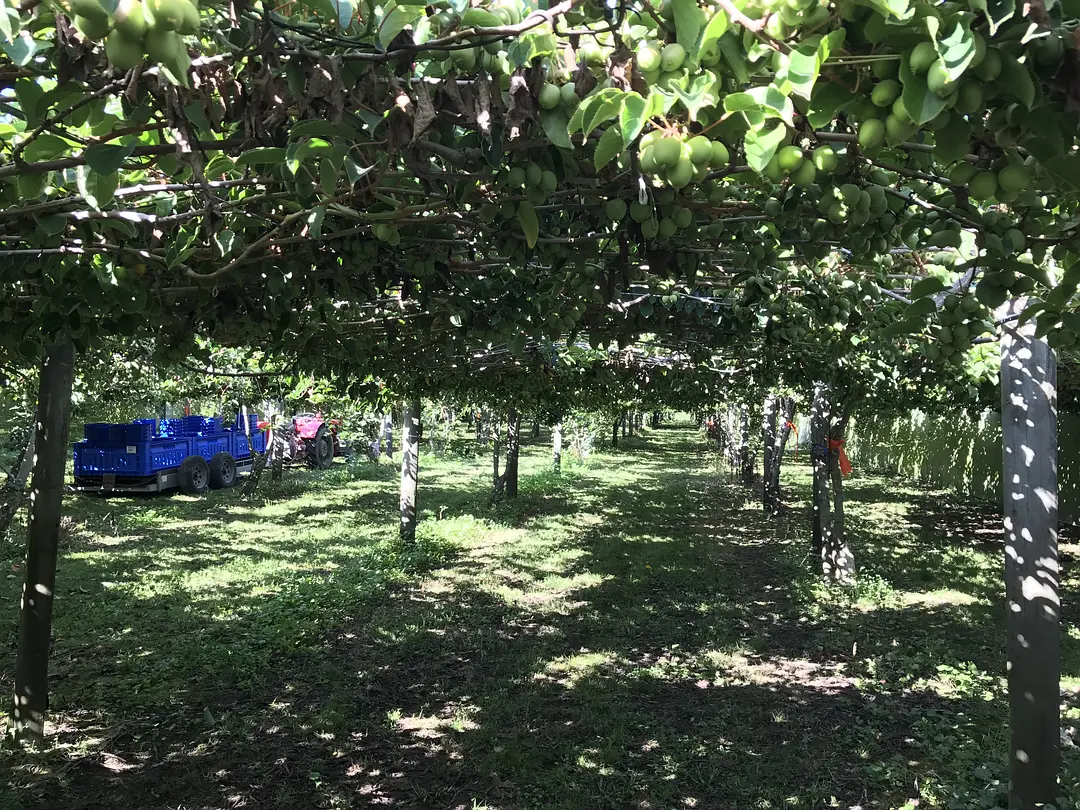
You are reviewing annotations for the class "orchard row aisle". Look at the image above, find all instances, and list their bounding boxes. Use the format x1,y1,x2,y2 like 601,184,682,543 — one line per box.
3,423,1078,809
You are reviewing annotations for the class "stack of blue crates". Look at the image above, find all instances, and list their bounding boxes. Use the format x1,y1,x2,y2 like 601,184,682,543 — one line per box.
74,413,267,479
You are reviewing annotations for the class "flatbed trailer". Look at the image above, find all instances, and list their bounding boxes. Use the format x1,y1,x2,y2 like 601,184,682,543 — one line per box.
72,414,267,495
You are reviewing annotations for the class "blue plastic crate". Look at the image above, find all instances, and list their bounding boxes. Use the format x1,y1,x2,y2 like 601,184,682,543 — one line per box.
182,416,220,436
84,423,125,443
158,418,183,438
148,438,191,473
234,413,260,432
125,423,155,442
75,437,193,477
193,434,231,460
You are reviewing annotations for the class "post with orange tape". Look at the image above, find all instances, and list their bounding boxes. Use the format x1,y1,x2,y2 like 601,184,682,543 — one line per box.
827,438,852,476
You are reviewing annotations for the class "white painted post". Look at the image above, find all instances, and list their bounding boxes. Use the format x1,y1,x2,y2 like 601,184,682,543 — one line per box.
1001,298,1060,808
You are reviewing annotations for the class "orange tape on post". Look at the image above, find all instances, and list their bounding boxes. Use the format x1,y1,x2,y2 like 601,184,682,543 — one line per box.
785,420,799,461
827,438,852,476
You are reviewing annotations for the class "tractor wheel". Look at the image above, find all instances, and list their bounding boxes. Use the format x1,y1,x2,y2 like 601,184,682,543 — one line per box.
208,452,237,489
178,455,210,495
308,425,334,470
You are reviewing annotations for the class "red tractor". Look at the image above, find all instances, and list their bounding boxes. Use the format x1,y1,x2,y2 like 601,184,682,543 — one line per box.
258,412,346,469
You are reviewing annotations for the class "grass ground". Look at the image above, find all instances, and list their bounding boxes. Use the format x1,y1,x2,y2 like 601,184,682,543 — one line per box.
1,422,1079,809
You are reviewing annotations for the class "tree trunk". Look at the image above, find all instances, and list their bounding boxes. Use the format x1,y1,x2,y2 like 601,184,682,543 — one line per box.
270,428,284,481
399,399,421,544
739,405,752,485
12,341,75,744
475,411,482,442
553,422,562,473
382,413,394,458
531,419,540,440
772,397,796,502
505,408,520,499
622,411,628,439
1001,299,1060,809
763,395,779,513
822,416,856,582
0,429,36,540
612,418,619,449
810,383,829,560
652,411,660,428
491,417,502,500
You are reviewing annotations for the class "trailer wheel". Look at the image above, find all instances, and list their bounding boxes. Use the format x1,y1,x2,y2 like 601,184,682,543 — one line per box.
209,452,237,489
308,425,334,470
179,455,210,495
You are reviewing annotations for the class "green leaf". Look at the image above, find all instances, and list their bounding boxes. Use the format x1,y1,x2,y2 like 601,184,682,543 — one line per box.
291,120,359,140
35,214,66,237
344,157,375,184
204,153,238,179
286,142,308,176
910,276,947,297
969,0,1015,35
905,297,938,317
673,72,720,121
0,8,18,44
575,88,624,137
932,13,976,81
743,120,787,174
236,147,288,166
807,82,854,128
17,172,46,200
863,0,911,19
540,107,573,150
672,0,704,53
724,84,793,126
698,9,729,51
593,125,624,171
76,166,118,211
14,77,42,127
214,229,235,257
22,133,72,163
933,114,971,165
306,206,326,238
619,92,648,149
999,51,1035,108
332,0,356,27
319,158,338,195
899,54,949,125
517,201,539,249
378,3,421,50
3,31,37,66
82,143,136,175
716,33,749,85
507,31,557,67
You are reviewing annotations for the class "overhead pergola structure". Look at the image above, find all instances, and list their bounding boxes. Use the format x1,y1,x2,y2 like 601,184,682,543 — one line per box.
0,0,1077,803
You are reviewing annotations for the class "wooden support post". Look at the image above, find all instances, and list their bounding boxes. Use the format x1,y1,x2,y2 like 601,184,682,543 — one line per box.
12,341,75,744
763,395,778,513
739,405,752,485
382,413,394,458
399,399,421,544
505,408,520,499
553,422,562,472
1001,300,1060,808
810,383,829,559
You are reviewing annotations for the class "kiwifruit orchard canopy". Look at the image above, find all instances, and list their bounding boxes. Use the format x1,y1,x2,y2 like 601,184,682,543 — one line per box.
0,0,1077,366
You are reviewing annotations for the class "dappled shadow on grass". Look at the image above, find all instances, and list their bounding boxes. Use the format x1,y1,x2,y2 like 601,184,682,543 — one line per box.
0,425,1062,809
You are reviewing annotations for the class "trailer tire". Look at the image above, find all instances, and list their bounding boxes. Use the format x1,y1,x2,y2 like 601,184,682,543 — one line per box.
179,455,210,495
209,452,237,489
308,425,334,470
